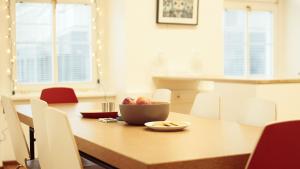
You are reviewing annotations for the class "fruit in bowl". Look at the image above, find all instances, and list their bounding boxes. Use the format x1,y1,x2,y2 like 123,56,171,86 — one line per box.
136,97,151,105
120,97,169,125
122,97,136,105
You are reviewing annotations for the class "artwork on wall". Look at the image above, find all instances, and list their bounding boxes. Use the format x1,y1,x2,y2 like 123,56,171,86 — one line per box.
157,0,199,25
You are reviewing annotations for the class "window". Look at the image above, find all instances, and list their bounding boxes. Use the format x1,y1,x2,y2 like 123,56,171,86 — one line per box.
16,2,92,84
224,6,274,77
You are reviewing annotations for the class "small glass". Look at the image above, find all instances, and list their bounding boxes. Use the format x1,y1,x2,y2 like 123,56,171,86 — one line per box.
108,102,115,112
101,102,108,112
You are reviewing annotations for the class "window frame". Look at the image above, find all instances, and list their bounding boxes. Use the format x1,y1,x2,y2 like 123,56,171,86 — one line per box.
224,1,278,77
11,0,99,92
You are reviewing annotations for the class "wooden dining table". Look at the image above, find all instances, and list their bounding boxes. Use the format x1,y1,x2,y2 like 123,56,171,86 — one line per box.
15,102,262,169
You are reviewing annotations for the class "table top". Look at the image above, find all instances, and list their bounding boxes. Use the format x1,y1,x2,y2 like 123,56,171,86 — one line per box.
16,102,262,169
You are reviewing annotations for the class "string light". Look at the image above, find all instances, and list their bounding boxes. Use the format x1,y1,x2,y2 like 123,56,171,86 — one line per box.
10,58,16,63
6,69,11,76
4,0,16,95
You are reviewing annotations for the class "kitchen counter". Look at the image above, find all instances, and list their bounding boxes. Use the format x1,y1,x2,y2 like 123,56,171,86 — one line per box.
153,75,300,84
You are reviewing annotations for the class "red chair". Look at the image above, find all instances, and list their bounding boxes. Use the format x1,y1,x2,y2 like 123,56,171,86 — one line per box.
246,120,300,169
40,87,78,104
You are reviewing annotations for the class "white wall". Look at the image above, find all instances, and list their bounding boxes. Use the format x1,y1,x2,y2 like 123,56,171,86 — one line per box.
106,0,224,97
0,0,12,96
0,0,14,165
280,0,300,75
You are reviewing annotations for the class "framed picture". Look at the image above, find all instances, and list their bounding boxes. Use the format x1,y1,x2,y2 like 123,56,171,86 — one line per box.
156,0,199,25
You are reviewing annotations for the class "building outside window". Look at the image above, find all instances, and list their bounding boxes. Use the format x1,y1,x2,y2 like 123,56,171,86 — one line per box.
224,2,276,77
15,2,92,85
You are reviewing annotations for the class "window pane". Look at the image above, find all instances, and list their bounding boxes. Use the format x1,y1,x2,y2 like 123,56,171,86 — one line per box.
224,10,246,76
16,3,53,83
249,11,273,76
56,4,92,82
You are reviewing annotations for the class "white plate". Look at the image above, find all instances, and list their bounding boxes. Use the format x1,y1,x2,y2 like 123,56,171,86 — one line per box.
145,121,191,131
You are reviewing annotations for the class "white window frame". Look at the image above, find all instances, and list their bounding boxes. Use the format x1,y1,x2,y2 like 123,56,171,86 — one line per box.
224,0,278,77
11,0,99,92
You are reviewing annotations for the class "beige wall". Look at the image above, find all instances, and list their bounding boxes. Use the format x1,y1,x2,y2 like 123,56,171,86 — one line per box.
106,0,224,96
280,0,300,75
0,0,12,96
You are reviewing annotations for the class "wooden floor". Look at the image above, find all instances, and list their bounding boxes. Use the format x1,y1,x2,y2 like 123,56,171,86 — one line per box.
2,161,25,169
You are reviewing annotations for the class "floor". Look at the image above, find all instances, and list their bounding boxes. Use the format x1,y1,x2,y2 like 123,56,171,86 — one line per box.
2,162,25,169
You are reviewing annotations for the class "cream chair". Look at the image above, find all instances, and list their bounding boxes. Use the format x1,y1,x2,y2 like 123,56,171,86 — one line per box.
190,92,221,119
238,98,277,127
30,99,51,169
45,107,104,169
1,96,40,169
152,89,172,103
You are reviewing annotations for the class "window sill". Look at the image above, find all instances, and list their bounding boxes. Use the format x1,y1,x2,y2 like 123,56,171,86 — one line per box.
10,91,116,101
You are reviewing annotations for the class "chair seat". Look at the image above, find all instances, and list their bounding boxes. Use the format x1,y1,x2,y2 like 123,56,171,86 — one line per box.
81,157,106,169
26,159,41,169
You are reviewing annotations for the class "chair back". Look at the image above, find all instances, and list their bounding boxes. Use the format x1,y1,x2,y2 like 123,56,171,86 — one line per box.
190,92,220,119
46,107,82,169
40,87,78,104
1,96,29,166
152,89,172,103
239,98,276,127
246,121,300,169
30,99,51,169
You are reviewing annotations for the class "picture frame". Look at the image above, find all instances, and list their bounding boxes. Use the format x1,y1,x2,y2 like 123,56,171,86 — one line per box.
156,0,199,25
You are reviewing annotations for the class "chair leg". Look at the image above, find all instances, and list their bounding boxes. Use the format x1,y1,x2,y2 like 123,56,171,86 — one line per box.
16,164,24,169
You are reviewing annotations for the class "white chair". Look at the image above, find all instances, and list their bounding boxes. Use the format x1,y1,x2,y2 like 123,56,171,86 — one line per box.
1,96,40,169
30,99,51,169
190,92,221,119
45,107,104,169
238,98,277,127
152,89,172,103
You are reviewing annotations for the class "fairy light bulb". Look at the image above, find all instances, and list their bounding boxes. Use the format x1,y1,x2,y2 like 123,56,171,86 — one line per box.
10,58,16,63
6,69,11,75
6,15,10,19
7,49,11,54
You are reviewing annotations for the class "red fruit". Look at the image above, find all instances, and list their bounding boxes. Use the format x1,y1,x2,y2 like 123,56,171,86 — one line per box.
122,97,136,104
136,97,151,105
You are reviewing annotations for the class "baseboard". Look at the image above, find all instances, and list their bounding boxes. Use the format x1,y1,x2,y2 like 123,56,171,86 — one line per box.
2,160,19,167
